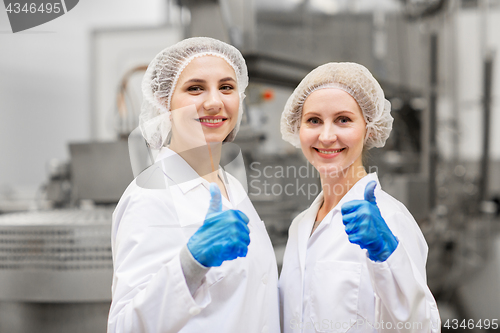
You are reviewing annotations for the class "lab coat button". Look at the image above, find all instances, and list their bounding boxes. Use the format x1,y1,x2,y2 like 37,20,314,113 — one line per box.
262,273,268,285
262,325,269,333
189,307,201,316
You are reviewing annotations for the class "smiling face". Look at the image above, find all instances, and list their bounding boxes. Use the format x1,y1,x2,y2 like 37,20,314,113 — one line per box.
169,55,239,149
299,88,367,177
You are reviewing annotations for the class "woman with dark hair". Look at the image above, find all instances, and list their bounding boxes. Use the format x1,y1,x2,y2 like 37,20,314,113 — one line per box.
108,37,279,333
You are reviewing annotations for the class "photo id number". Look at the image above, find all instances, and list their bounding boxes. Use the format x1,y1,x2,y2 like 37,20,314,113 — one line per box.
6,3,62,14
443,318,498,330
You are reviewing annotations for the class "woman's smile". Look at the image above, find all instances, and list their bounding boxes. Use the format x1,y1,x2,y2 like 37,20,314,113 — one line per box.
197,115,228,128
313,147,346,158
300,88,366,176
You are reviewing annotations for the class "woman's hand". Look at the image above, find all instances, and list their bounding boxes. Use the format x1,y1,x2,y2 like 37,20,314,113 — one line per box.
187,183,250,267
341,181,398,262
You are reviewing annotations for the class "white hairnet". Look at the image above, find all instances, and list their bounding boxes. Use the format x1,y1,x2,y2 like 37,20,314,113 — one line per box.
139,37,249,149
280,62,393,150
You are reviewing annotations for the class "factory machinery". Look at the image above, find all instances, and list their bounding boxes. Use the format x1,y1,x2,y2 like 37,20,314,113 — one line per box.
0,141,134,332
0,208,113,332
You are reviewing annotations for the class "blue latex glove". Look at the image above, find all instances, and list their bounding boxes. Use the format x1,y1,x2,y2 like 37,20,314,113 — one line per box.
341,181,398,262
187,183,250,267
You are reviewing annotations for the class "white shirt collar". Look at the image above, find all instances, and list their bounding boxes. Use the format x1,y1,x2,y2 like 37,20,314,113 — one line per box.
155,147,207,194
305,172,381,223
331,172,380,214
295,173,381,274
155,147,232,198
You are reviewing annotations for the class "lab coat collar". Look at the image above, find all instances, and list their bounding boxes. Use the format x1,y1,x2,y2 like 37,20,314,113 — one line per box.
312,172,381,232
329,172,380,215
295,172,381,276
296,192,324,277
155,147,207,194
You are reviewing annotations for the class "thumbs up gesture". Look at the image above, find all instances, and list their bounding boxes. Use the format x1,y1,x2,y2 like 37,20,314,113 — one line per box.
187,183,251,267
341,181,398,262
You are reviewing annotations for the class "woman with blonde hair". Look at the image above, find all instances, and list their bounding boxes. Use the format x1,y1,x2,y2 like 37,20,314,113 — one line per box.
279,62,440,333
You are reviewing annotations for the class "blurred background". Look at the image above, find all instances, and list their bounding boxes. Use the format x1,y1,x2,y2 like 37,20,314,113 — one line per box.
1,0,500,331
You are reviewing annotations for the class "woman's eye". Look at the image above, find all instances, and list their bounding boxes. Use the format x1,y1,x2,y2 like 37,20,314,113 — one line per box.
307,117,321,125
220,85,234,91
187,86,203,92
338,116,351,124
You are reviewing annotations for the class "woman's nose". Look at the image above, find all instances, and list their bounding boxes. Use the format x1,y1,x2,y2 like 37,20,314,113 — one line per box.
318,124,337,145
203,90,223,113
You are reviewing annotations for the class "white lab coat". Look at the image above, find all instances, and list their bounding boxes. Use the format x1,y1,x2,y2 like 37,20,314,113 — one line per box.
279,173,440,333
108,147,280,333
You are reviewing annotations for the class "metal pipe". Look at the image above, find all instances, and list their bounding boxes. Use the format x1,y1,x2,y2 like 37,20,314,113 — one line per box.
448,0,460,163
478,53,494,203
428,33,439,211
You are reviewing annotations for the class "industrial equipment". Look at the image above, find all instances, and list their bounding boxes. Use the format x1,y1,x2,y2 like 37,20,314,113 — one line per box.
0,208,113,332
